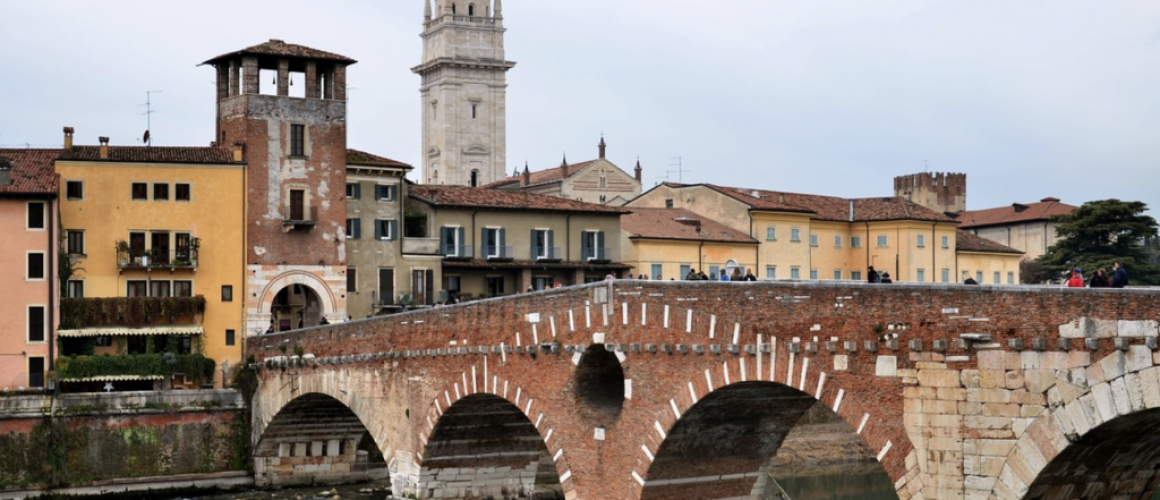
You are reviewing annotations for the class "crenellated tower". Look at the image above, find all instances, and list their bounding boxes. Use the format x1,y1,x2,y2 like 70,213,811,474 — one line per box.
413,0,516,186
894,172,967,215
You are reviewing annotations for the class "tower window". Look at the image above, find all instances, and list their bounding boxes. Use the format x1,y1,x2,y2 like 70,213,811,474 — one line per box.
468,3,474,16
452,3,456,14
469,170,479,187
290,124,305,156
471,104,477,119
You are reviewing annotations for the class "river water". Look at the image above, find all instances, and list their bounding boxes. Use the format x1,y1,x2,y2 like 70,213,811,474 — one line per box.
165,480,395,500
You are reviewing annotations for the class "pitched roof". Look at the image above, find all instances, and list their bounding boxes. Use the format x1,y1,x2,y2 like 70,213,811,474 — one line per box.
410,185,629,214
955,198,1076,228
487,160,598,188
704,184,957,222
203,39,357,65
955,230,1024,255
346,149,412,169
58,146,235,164
0,149,60,196
622,208,757,244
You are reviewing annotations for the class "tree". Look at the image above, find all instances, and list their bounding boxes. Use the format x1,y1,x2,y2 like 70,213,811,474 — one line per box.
1038,199,1160,285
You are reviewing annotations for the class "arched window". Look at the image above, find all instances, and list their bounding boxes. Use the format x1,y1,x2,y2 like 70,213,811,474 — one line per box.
468,3,475,16
469,170,479,187
451,3,457,14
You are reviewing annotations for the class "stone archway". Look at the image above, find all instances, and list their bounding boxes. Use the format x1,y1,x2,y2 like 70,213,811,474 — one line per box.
253,392,381,488
251,270,341,334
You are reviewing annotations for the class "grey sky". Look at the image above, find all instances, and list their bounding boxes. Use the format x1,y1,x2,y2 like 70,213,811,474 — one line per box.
2,1,1158,216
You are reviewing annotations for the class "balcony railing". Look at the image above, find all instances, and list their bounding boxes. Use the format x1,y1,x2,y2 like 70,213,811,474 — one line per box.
282,205,319,229
482,245,513,261
443,245,474,259
60,296,207,329
532,247,563,262
582,247,614,262
118,249,199,271
403,237,441,255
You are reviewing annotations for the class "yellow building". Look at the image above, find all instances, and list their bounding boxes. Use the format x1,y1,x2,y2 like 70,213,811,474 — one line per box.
955,231,1024,285
620,208,759,280
630,183,1021,283
54,133,245,389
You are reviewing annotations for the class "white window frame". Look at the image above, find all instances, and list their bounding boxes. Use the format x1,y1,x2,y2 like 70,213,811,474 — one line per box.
26,201,46,231
942,269,950,283
809,269,818,280
26,251,46,281
766,266,776,280
851,236,862,248
833,270,842,280
483,227,502,258
917,235,925,248
27,305,47,344
765,226,776,241
917,269,926,282
66,179,84,200
791,228,801,243
877,235,888,247
533,229,550,259
834,235,842,248
941,236,949,249
810,234,818,247
790,267,801,279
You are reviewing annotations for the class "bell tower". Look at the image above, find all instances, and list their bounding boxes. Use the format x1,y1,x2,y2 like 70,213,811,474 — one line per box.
413,0,516,186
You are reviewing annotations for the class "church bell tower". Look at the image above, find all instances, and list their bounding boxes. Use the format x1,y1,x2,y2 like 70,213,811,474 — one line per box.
413,0,516,186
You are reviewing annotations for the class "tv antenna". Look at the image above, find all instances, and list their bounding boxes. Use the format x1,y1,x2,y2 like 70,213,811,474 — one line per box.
667,156,690,184
140,90,162,146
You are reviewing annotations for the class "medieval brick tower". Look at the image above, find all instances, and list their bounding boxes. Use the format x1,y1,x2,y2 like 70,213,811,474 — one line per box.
413,0,516,187
204,40,352,335
894,172,967,215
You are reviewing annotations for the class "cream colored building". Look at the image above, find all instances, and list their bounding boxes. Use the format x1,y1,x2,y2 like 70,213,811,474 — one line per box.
414,0,515,187
620,208,758,280
630,183,1022,284
489,138,643,206
955,197,1076,261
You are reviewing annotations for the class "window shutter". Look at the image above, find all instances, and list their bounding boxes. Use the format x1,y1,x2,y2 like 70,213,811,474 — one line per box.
389,220,398,241
481,227,488,256
597,231,605,259
457,227,466,255
389,185,398,201
441,227,453,254
581,232,591,260
499,228,506,257
375,220,384,240
530,229,540,258
547,230,555,258
352,219,361,240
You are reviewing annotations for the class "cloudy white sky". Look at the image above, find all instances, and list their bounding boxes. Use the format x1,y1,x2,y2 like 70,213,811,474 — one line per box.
2,1,1158,215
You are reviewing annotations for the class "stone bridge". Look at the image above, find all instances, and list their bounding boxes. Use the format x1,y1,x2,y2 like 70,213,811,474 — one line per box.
245,281,1160,500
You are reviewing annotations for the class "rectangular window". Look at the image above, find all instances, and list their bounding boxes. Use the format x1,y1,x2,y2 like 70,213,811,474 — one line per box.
834,236,842,248
941,236,949,249
127,280,147,297
851,271,862,281
665,199,674,209
791,228,801,242
28,357,45,388
482,227,505,257
347,267,358,292
290,124,305,156
289,189,305,221
1008,272,1015,284
582,230,606,261
346,182,361,199
810,269,818,280
151,280,171,298
877,235,888,247
28,306,45,342
851,236,862,248
67,280,85,298
917,269,926,282
225,330,236,347
651,264,663,280
173,280,193,297
151,231,170,265
942,269,950,283
375,185,397,201
977,271,983,283
379,268,395,305
174,233,192,263
766,226,776,241
27,252,45,280
27,202,45,229
791,267,801,279
810,234,818,247
709,265,720,280
834,270,842,280
375,219,398,241
132,182,148,200
532,229,554,259
441,226,466,257
766,266,776,279
221,285,233,302
66,180,84,200
917,235,925,248
175,183,191,202
994,272,1001,284
67,230,85,255
679,264,691,279
130,232,146,262
346,218,361,239
153,183,169,201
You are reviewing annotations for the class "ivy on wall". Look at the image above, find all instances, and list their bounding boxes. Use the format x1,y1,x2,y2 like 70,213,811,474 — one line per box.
56,354,215,383
59,296,207,329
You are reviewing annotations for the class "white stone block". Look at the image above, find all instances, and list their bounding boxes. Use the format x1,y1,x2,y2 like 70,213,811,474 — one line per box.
876,356,898,377
1123,372,1145,412
1099,351,1127,381
1109,377,1131,416
1127,345,1153,373
834,354,848,371
1064,398,1091,436
311,441,323,457
328,439,341,456
1141,367,1160,409
1020,352,1040,370
1118,320,1158,338
1090,382,1117,422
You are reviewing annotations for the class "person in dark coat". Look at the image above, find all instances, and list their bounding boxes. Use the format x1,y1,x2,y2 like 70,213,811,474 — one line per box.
868,266,881,283
964,276,979,285
879,272,893,284
1089,269,1110,288
1111,261,1129,288
686,269,699,280
743,270,757,281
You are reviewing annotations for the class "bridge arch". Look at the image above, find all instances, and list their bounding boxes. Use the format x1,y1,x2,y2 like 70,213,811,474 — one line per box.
420,374,575,500
991,347,1160,500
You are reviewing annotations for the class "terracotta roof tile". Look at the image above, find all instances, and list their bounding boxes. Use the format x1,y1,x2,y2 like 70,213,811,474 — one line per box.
955,230,1024,254
347,149,412,169
0,149,60,196
410,185,629,214
956,198,1076,228
59,146,235,164
706,184,956,222
203,39,356,65
622,208,757,244
488,160,598,188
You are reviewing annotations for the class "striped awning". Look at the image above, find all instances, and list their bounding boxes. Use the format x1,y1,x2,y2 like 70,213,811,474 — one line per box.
59,374,166,383
58,325,204,338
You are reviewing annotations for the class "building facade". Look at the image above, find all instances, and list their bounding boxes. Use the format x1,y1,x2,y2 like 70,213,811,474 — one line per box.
0,149,59,390
345,151,443,317
894,171,967,215
54,133,245,389
204,40,354,335
955,197,1076,262
620,208,759,281
489,138,643,206
407,185,629,299
414,0,515,187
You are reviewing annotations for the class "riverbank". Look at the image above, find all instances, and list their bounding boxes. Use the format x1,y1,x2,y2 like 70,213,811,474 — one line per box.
0,471,251,500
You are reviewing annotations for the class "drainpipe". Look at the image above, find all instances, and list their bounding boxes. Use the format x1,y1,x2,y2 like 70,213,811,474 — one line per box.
48,198,55,372
864,222,871,276
932,222,937,282
698,240,705,273
750,213,758,273
895,226,901,280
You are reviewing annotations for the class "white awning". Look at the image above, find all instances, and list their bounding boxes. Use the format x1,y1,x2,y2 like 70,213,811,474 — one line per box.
60,375,166,382
58,325,204,338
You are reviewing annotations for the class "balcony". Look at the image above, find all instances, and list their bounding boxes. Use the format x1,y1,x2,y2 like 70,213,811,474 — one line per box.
117,243,200,272
442,245,474,260
403,237,441,255
482,245,514,261
532,246,563,262
582,247,614,263
60,296,207,330
282,205,318,230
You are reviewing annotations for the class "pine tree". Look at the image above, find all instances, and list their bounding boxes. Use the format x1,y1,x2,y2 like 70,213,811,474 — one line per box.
1038,199,1160,285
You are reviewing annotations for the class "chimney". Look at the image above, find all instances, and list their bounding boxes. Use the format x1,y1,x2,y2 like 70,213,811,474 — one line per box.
63,127,74,149
232,142,245,162
521,163,530,186
0,157,12,187
598,136,606,159
634,159,642,181
98,137,110,160
560,154,569,177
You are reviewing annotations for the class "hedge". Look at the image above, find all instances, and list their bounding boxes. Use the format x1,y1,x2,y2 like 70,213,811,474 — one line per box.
56,354,216,384
60,296,206,330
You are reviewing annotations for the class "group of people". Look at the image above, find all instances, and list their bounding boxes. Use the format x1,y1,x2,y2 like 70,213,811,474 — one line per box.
1066,262,1129,288
683,268,758,281
866,267,894,284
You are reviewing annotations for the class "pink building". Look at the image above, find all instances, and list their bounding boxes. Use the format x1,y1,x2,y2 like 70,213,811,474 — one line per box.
0,149,60,390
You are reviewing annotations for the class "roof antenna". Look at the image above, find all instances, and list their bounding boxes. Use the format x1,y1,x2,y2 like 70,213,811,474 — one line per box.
667,156,689,183
140,90,162,146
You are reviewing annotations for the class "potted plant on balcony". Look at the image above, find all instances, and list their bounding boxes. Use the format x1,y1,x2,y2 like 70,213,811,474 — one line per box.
190,237,200,268
115,240,130,267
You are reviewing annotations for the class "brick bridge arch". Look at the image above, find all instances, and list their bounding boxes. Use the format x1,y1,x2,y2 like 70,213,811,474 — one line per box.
247,281,1160,499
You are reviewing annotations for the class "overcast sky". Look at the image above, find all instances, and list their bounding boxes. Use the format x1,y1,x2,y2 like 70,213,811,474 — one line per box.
2,1,1158,215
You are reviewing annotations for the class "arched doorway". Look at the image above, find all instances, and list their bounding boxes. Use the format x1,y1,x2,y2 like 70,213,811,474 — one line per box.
270,284,323,332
